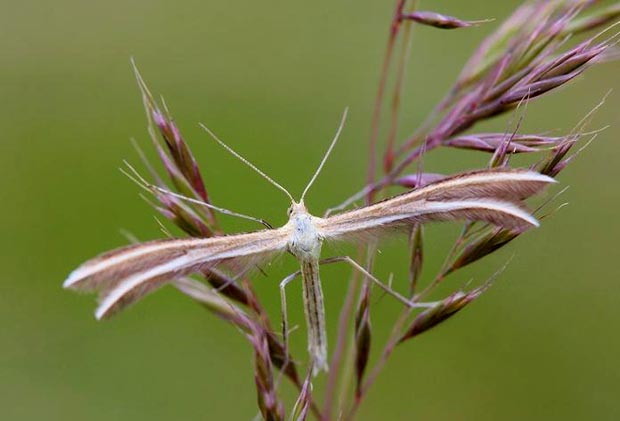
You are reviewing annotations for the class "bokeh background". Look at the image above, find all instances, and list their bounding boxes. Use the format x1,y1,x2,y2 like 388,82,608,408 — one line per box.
2,0,619,419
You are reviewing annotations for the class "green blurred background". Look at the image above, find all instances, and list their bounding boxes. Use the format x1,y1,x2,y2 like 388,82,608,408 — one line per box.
2,0,619,419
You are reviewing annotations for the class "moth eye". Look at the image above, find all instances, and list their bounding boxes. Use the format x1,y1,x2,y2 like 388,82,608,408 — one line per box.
287,206,293,216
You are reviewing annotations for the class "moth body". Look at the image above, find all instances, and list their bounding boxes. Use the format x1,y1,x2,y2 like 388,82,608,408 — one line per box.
285,201,329,373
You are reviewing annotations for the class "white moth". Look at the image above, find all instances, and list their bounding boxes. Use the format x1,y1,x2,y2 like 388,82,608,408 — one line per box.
63,110,555,374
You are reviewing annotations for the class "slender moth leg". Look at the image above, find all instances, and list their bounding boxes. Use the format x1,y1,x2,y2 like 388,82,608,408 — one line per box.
319,256,436,309
279,269,302,357
279,256,437,357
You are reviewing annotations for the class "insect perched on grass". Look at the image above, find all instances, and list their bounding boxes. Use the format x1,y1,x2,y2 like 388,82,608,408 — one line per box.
63,108,555,374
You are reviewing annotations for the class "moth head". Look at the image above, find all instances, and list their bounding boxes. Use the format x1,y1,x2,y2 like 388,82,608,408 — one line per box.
287,201,307,217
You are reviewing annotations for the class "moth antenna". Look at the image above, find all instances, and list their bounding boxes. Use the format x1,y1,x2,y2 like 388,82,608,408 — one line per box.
301,107,348,202
121,161,273,229
199,123,294,202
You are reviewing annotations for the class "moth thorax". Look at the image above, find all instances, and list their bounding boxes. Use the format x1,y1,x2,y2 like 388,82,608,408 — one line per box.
288,212,322,260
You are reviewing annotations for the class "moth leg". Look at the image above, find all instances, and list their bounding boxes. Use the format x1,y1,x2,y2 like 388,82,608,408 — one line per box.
319,256,432,309
122,161,272,228
279,269,302,360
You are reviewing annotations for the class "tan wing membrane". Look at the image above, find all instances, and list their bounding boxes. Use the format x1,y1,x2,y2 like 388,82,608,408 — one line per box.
404,169,555,201
63,229,289,319
318,169,555,241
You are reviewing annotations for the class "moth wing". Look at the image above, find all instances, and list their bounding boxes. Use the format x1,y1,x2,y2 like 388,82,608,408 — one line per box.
318,169,554,243
63,228,290,319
